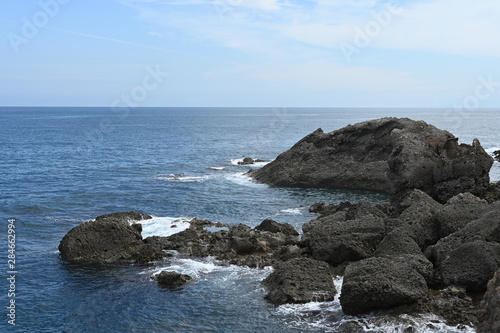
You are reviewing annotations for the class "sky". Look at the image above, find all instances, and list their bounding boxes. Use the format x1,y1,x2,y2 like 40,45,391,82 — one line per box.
1,0,500,107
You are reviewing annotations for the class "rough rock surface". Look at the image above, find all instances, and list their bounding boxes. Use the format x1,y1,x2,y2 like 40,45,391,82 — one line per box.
427,208,500,290
250,118,493,203
262,257,336,305
152,271,192,289
392,190,442,250
477,269,500,333
301,201,386,265
59,211,165,264
434,192,489,238
144,219,301,268
340,257,428,315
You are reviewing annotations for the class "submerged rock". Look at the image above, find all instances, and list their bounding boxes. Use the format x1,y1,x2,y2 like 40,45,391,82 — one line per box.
250,118,493,203
262,257,336,305
59,211,165,264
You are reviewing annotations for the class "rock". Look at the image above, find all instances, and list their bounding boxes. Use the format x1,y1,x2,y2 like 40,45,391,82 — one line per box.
435,192,489,238
494,150,500,162
340,257,428,315
95,211,152,223
484,181,500,203
145,219,300,268
152,271,192,289
374,230,434,283
427,208,500,290
237,157,265,165
262,257,336,305
394,190,442,249
309,201,356,218
435,240,500,291
250,118,493,203
59,212,165,264
301,201,386,265
405,286,478,327
477,269,500,333
254,219,299,236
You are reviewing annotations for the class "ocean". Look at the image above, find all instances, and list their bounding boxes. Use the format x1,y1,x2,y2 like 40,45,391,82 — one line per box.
1,107,499,332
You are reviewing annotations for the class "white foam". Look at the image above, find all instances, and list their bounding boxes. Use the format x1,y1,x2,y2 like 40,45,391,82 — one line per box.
209,167,225,171
485,147,500,156
150,257,219,278
139,216,191,238
278,208,303,215
155,174,212,183
224,172,267,187
275,276,475,333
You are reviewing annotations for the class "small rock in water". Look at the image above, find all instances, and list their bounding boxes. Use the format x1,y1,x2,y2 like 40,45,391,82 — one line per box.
152,271,192,289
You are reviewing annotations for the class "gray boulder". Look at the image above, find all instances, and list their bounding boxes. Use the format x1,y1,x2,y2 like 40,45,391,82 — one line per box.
152,271,192,289
373,229,433,283
340,257,428,315
435,240,500,291
427,208,500,290
393,190,442,249
477,268,500,333
59,212,165,264
301,201,386,265
254,219,299,236
250,118,493,203
434,192,489,238
262,257,336,305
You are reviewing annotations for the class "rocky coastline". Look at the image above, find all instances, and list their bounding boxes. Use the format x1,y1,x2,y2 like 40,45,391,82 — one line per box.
59,117,500,331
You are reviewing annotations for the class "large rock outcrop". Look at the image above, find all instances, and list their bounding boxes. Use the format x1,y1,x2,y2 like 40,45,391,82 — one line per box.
250,118,493,203
262,257,336,305
59,212,166,264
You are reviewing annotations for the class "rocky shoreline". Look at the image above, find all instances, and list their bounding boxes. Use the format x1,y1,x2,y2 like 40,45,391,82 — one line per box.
59,117,500,332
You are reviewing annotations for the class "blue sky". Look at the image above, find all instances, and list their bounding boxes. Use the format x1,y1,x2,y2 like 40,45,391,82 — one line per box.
1,0,500,107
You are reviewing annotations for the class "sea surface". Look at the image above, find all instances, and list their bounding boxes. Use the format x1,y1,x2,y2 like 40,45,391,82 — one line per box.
1,107,499,332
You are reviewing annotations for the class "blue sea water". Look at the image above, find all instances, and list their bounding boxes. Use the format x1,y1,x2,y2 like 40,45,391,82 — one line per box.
1,107,499,332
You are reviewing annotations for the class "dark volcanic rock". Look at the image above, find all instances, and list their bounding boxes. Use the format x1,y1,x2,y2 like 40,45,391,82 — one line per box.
237,157,266,165
411,286,478,327
340,257,428,315
477,269,500,333
435,192,489,238
427,208,500,290
301,201,386,265
250,118,493,203
144,219,300,268
494,150,500,162
152,271,192,289
59,212,165,264
262,257,336,305
95,211,152,223
391,190,442,250
254,219,299,236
